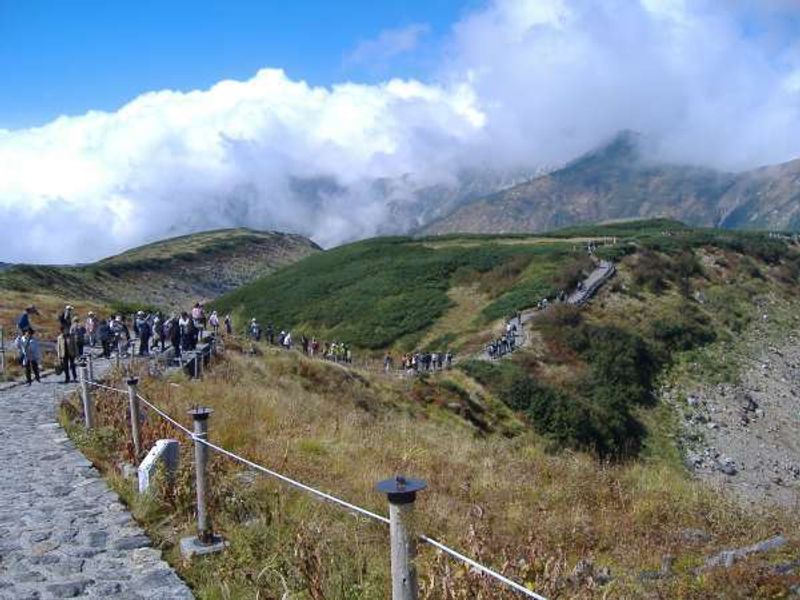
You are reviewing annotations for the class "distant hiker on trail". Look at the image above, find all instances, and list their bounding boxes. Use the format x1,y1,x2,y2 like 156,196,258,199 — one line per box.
384,352,393,373
169,316,182,358
266,323,275,345
301,335,309,355
136,313,152,356
98,318,113,358
283,331,292,349
278,330,286,346
209,311,220,335
58,305,74,334
249,318,262,342
17,329,41,385
17,305,39,334
85,312,98,347
191,303,206,336
111,316,130,356
445,350,453,369
56,329,78,383
70,317,86,358
178,312,191,351
224,314,232,335
152,312,163,351
310,337,319,357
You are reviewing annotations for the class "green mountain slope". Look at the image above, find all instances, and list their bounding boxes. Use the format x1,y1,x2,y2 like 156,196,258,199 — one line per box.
213,219,798,354
0,228,320,309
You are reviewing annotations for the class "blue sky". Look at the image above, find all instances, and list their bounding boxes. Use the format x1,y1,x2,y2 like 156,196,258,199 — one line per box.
3,0,800,263
0,0,474,128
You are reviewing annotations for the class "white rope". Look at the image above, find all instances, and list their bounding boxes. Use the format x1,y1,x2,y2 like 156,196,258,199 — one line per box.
420,535,547,600
87,381,128,394
135,393,195,437
89,382,547,599
195,436,390,525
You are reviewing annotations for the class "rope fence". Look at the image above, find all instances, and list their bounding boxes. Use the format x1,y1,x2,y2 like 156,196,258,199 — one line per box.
82,377,547,600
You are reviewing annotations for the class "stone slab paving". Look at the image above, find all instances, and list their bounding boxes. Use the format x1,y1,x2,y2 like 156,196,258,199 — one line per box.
0,369,194,599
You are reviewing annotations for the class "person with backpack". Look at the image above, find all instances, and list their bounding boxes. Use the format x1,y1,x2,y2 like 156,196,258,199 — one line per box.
58,305,74,334
85,312,98,347
70,317,86,358
224,314,232,335
98,318,113,358
17,329,41,385
137,315,152,356
56,329,78,383
249,318,262,341
209,311,220,335
17,305,39,334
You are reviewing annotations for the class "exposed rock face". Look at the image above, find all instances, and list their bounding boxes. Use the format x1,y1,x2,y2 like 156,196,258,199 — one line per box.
671,332,800,507
423,131,800,235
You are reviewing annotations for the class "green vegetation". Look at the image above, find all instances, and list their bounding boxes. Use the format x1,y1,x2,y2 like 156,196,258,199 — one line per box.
214,237,583,349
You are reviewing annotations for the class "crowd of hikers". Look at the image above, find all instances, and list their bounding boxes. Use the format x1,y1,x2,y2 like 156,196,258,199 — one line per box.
486,318,520,359
246,318,353,363
391,350,454,373
11,302,235,384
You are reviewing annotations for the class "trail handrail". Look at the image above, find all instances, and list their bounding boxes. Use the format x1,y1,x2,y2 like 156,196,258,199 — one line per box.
86,380,548,600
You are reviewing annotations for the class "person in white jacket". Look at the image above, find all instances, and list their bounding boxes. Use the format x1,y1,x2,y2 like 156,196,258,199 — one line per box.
16,328,41,385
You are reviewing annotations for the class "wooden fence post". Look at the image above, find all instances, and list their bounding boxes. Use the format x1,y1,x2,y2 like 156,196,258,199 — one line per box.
377,476,427,600
127,377,141,459
79,360,93,429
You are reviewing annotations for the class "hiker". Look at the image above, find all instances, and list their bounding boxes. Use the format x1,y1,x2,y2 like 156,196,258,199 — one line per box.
249,318,262,342
85,312,98,346
111,316,130,356
152,312,163,351
17,305,39,334
169,316,182,358
301,335,309,355
266,323,274,345
178,312,191,350
137,314,152,356
310,337,319,357
384,352,393,373
58,305,74,334
17,329,41,385
56,329,78,383
98,318,113,358
278,330,286,346
445,350,453,369
186,318,198,350
209,311,220,335
283,331,292,349
70,317,86,358
224,314,232,335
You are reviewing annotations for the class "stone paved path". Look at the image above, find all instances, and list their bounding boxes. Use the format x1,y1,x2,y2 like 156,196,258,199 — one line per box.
0,368,194,599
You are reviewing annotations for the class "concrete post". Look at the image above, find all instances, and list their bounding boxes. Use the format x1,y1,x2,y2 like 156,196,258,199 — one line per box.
179,405,226,558
87,351,95,383
115,340,122,370
189,407,213,542
79,360,93,429
376,476,427,600
0,326,5,374
193,352,199,379
127,377,142,459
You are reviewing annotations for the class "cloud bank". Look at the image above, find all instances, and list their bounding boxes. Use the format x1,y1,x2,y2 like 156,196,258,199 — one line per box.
2,0,800,262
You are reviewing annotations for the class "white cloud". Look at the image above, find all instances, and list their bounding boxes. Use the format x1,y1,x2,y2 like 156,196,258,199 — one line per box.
2,0,800,263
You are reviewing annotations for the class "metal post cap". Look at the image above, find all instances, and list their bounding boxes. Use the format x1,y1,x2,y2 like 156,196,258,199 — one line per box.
126,377,139,386
188,407,214,420
376,476,427,505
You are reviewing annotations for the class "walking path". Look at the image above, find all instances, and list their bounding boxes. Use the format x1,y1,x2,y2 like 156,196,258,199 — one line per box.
0,365,193,599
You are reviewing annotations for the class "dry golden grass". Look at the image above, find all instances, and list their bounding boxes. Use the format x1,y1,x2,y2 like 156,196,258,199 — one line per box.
63,346,800,599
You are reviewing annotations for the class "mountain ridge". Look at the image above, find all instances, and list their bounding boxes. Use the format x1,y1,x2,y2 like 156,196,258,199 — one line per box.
421,132,800,235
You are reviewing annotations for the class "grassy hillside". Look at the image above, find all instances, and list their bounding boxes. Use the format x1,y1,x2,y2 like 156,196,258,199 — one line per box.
62,339,800,599
0,228,320,310
213,221,800,457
